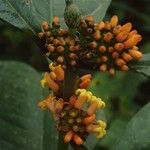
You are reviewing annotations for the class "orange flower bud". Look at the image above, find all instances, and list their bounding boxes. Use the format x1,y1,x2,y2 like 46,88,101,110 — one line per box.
95,21,105,30
38,32,44,39
124,35,142,49
90,41,98,49
121,22,132,33
98,45,106,53
127,30,137,39
69,39,75,46
70,60,77,66
104,32,113,43
44,73,59,92
116,31,128,42
100,56,108,63
57,46,64,53
53,16,60,26
110,15,118,27
94,31,101,41
129,49,143,60
69,53,77,59
109,68,115,76
79,78,91,89
50,72,57,80
59,38,66,46
81,21,88,28
41,21,49,30
108,46,114,53
64,130,73,143
69,46,76,52
121,65,129,71
114,43,124,52
86,16,94,22
87,100,103,116
112,52,119,59
113,25,121,35
53,39,59,46
83,114,96,125
47,44,55,52
53,65,64,81
73,133,83,145
74,94,87,110
45,31,51,37
69,95,77,107
115,58,126,66
55,98,64,112
104,21,111,30
121,52,133,62
57,56,64,64
87,28,93,34
99,64,107,72
80,74,91,82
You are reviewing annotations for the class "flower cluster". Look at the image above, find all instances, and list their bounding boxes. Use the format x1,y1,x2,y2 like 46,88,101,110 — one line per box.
78,15,143,75
38,15,143,76
38,64,106,145
38,16,79,68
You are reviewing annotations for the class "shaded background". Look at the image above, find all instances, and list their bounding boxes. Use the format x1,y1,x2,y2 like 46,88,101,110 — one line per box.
0,0,150,149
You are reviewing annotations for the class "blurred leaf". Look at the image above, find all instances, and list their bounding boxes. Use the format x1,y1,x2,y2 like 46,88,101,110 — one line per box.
74,0,111,22
89,72,146,100
43,111,58,150
112,102,150,150
89,72,146,116
0,60,43,150
99,116,129,149
0,0,53,34
0,0,111,33
130,53,150,77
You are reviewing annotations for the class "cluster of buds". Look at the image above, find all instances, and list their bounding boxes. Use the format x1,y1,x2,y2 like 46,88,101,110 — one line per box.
78,15,143,75
38,15,143,76
38,63,106,145
38,16,80,68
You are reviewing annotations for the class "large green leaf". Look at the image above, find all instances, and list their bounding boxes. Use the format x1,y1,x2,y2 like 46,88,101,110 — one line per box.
130,53,150,77
0,0,53,34
0,0,111,34
112,102,150,150
0,60,43,150
99,116,129,149
89,72,146,119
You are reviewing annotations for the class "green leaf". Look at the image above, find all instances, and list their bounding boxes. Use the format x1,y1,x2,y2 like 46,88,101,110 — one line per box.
75,0,111,21
43,111,58,150
0,0,111,34
0,0,53,34
0,60,43,150
99,116,129,149
112,102,150,150
130,53,150,77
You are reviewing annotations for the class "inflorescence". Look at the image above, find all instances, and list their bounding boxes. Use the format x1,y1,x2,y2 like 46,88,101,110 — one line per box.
38,64,106,145
38,15,143,76
38,15,143,145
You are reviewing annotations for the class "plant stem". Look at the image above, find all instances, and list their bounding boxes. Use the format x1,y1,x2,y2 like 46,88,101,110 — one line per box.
63,66,78,100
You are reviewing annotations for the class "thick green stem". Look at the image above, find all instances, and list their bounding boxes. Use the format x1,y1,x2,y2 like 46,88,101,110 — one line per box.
63,66,78,100
57,66,77,150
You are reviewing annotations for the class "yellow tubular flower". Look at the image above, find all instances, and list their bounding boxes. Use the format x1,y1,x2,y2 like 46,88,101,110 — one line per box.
40,78,47,88
74,93,87,109
87,99,105,116
44,72,59,92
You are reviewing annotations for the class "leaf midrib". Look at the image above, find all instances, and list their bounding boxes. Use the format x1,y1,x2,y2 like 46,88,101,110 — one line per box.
6,0,36,34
